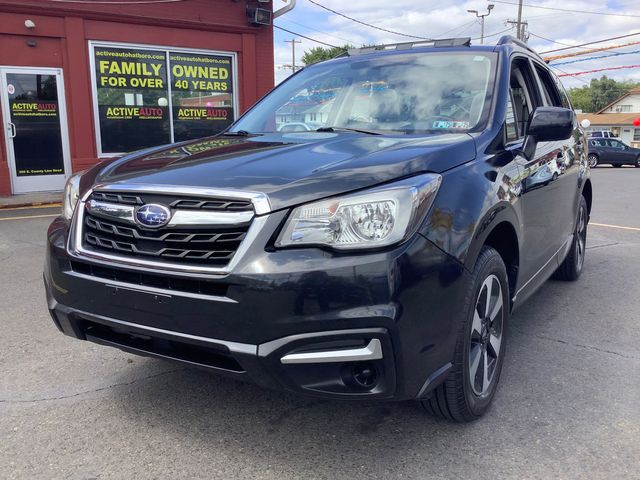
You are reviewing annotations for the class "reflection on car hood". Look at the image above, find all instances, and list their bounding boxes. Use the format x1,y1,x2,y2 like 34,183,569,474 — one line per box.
96,132,476,211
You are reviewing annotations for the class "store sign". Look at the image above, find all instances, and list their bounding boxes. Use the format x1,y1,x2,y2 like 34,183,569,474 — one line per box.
10,100,64,176
94,46,170,153
169,52,235,142
92,44,236,154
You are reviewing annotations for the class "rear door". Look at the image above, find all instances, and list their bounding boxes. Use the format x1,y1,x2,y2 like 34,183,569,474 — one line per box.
532,62,581,250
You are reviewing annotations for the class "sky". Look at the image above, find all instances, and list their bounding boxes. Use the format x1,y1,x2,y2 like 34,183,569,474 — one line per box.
272,0,640,90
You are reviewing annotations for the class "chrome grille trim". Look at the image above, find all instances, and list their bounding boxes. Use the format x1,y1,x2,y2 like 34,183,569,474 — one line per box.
91,183,271,215
86,199,254,226
68,184,272,275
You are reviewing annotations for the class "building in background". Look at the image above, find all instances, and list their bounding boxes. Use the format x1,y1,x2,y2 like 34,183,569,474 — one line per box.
577,88,640,147
0,0,275,195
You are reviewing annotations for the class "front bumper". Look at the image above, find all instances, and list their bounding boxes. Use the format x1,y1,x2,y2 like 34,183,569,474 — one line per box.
45,215,468,401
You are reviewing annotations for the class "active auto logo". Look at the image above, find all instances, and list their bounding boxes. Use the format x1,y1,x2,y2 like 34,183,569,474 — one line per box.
135,204,172,228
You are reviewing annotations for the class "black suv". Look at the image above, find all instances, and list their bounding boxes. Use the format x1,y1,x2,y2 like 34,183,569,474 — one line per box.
45,36,591,422
588,137,640,168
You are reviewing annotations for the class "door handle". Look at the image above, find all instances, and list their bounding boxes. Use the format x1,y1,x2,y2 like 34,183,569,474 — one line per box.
7,122,16,138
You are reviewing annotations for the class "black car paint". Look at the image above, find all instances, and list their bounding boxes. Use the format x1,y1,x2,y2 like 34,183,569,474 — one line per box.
45,42,591,401
588,137,640,166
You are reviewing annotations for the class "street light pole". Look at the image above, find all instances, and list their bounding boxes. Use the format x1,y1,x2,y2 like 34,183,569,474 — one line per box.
467,4,495,44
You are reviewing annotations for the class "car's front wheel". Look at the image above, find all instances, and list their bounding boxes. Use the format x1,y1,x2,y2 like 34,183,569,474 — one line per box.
588,154,598,168
422,246,509,422
635,156,640,168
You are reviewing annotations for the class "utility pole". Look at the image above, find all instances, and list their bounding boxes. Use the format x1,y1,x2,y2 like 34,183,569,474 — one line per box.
506,0,527,41
467,4,494,44
516,0,523,40
284,38,301,73
506,19,528,42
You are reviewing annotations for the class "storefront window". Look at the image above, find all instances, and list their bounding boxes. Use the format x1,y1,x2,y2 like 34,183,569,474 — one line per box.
93,46,171,153
91,43,236,155
169,52,234,142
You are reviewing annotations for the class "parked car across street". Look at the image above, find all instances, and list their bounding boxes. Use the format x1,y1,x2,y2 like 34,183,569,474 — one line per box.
588,137,640,168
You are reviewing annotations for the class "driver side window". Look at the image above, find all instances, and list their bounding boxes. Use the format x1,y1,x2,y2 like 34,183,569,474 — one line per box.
506,58,540,143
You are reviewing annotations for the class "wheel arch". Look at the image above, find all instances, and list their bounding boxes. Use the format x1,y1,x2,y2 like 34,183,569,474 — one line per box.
464,206,521,306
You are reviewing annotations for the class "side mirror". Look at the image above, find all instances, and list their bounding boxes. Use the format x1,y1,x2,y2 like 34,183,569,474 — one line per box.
521,107,575,160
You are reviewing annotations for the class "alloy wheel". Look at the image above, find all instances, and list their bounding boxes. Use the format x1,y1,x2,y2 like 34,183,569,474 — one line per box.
588,155,598,168
469,274,504,397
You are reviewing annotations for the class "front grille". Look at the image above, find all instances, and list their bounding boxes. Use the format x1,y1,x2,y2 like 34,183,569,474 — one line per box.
90,191,253,212
80,191,254,268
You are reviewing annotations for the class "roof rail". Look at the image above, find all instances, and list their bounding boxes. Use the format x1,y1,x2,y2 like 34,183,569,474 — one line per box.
496,35,542,59
348,37,471,56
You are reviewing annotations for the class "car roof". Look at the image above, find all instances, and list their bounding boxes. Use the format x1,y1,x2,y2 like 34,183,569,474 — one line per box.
314,35,542,67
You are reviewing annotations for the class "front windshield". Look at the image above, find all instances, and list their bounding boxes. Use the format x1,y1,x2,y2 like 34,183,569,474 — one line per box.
232,51,496,134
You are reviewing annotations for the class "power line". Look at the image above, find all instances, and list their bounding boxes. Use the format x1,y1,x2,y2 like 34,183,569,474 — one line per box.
306,0,431,40
278,18,362,46
434,19,478,38
550,66,591,85
539,31,640,54
544,40,640,61
552,49,640,67
274,25,342,49
491,1,640,18
474,27,515,41
556,64,640,77
529,32,592,50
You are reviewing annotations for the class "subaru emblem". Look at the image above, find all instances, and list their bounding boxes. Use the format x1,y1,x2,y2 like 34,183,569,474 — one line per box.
135,204,172,228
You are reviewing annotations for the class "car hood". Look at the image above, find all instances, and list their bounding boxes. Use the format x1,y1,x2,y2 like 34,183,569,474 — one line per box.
95,132,476,211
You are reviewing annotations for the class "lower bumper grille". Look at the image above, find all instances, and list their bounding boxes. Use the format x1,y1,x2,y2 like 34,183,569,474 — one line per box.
68,260,229,297
81,319,245,372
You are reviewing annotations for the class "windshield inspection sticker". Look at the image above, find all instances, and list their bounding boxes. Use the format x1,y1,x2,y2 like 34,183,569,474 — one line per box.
432,120,471,129
7,84,15,95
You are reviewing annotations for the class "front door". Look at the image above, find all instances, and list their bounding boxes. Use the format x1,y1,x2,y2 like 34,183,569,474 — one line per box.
0,67,71,193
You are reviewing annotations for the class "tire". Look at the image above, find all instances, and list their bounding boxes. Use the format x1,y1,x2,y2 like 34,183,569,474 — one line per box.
421,246,510,422
635,156,640,168
588,154,598,168
554,195,588,281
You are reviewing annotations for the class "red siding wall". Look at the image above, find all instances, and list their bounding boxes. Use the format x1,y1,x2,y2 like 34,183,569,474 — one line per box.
0,0,274,195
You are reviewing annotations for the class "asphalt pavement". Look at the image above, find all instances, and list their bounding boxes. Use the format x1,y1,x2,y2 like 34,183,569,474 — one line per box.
1,168,639,480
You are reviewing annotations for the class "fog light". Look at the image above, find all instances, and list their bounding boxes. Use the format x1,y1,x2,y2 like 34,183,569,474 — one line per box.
351,362,378,389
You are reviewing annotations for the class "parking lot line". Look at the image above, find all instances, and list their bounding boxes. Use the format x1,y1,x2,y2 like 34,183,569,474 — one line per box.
0,214,59,221
590,222,640,232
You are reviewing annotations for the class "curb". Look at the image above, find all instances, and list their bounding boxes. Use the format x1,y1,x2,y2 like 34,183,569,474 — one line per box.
0,201,62,210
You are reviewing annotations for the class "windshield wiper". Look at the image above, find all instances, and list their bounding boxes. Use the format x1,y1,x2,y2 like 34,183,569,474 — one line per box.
316,127,382,135
221,130,261,137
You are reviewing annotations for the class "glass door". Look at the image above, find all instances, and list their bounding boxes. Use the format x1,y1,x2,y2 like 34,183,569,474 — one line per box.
0,67,71,193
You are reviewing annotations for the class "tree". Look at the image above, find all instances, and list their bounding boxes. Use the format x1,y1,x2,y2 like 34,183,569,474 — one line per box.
567,75,640,113
301,45,352,66
567,85,591,112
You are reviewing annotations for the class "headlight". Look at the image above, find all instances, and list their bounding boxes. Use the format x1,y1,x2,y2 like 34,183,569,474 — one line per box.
62,173,82,220
276,173,441,250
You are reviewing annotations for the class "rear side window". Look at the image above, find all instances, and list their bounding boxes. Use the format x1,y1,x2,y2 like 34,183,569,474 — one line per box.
534,64,563,107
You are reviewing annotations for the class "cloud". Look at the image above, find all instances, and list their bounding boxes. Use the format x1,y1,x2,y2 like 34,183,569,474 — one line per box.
273,0,640,88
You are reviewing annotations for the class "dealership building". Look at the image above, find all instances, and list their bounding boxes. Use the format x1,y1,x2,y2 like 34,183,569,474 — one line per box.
0,0,278,196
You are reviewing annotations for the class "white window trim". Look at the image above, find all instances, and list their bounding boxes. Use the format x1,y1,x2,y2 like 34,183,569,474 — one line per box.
88,40,239,158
